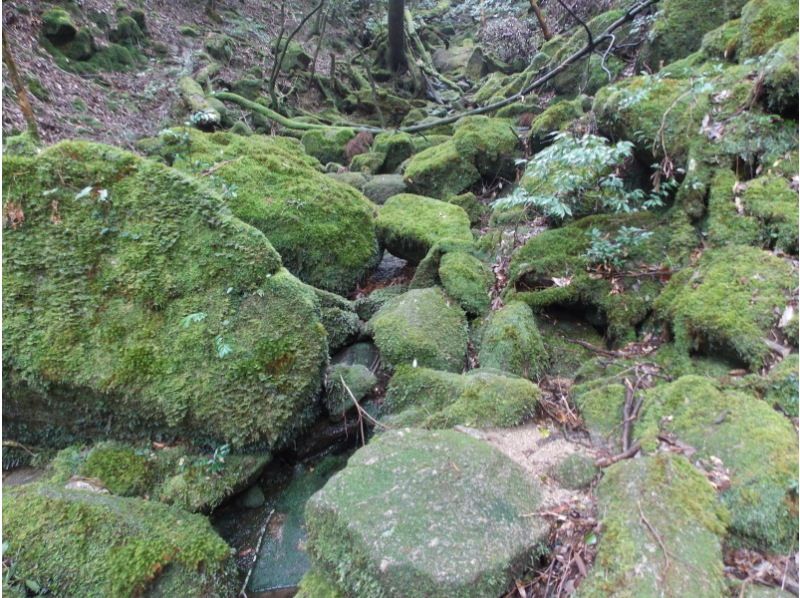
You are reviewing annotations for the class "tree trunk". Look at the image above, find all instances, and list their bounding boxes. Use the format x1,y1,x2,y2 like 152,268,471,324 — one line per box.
2,33,39,141
529,0,552,41
388,0,406,73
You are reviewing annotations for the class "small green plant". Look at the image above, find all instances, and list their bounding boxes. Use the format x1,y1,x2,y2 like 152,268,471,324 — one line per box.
205,444,230,474
492,133,667,221
585,226,653,270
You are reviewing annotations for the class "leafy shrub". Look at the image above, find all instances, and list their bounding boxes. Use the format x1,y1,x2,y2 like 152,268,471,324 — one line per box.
492,133,667,220
479,17,536,63
585,226,653,269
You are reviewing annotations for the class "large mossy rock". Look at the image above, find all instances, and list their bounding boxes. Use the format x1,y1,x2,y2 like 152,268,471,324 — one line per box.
403,140,481,199
478,301,547,379
301,128,356,166
642,0,747,67
438,251,493,316
654,245,794,369
376,194,473,264
367,288,468,372
3,483,237,597
139,128,380,294
738,0,799,59
373,132,416,173
760,33,799,115
305,428,548,598
3,141,328,448
452,116,518,179
578,454,727,597
636,376,798,553
384,366,540,428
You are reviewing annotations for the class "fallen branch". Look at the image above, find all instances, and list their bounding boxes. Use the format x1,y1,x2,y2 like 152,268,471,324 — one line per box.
2,440,37,457
638,500,672,580
239,508,275,598
563,337,624,358
340,375,392,431
595,440,641,467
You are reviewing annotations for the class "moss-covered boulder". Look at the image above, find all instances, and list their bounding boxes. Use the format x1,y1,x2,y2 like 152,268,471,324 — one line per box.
295,570,344,598
324,363,377,418
701,19,742,61
312,287,361,352
301,128,357,166
373,132,416,173
739,0,799,59
578,454,727,597
550,453,597,490
636,376,798,553
760,33,799,114
3,483,237,596
354,285,408,321
529,97,585,148
404,140,481,199
3,141,328,448
139,128,380,294
452,116,518,179
740,174,798,253
705,169,762,248
305,428,548,598
655,245,794,369
41,8,97,62
641,0,747,67
384,366,540,428
204,33,234,62
376,194,473,264
438,252,493,317
478,301,547,379
367,288,468,372
361,174,407,205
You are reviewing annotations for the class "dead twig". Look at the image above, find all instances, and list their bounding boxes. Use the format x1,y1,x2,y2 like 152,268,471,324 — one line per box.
239,508,275,598
638,500,672,580
595,440,641,468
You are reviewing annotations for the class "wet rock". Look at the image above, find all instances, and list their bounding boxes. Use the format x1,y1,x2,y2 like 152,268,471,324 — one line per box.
361,174,407,205
478,301,547,379
404,140,480,199
238,485,266,509
325,363,377,418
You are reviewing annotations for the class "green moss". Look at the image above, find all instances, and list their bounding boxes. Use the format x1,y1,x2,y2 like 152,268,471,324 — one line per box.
354,285,408,321
384,366,540,428
3,132,41,157
478,301,547,379
741,174,798,253
551,453,597,490
655,245,794,369
301,128,356,166
579,454,727,597
452,115,519,178
80,442,153,497
140,128,380,294
643,0,747,67
701,19,741,61
446,192,486,226
3,483,236,596
373,132,415,173
739,0,799,58
179,25,200,37
3,141,328,448
305,428,547,598
572,383,627,445
705,169,761,247
438,252,493,316
376,193,472,264
41,9,77,44
361,174,407,205
529,98,584,144
110,16,146,46
204,33,234,62
325,363,376,418
636,376,798,552
295,569,344,598
761,33,799,114
404,140,481,199
367,288,468,372
349,151,385,174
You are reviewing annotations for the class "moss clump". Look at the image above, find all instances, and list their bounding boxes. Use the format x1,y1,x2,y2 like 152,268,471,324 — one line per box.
741,174,798,253
3,132,41,157
312,287,361,352
572,383,627,446
361,174,407,205
368,288,468,372
761,354,799,416
204,33,234,62
3,483,237,596
325,363,377,418
80,442,153,497
551,453,597,490
385,366,540,428
655,245,794,369
404,140,481,199
109,16,146,46
3,141,328,448
349,151,384,174
452,116,518,178
41,9,77,44
643,0,747,67
446,192,486,226
409,239,477,290
478,301,547,379
354,285,408,321
529,98,584,146
305,428,548,598
636,376,798,553
438,252,493,316
376,193,472,264
373,132,415,173
705,169,761,248
760,33,799,115
739,0,799,59
295,569,344,598
701,19,741,61
579,454,727,597
140,128,380,294
301,128,356,166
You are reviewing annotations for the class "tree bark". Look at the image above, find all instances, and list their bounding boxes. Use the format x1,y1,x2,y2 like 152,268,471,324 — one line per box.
2,33,39,141
529,0,552,41
388,0,406,73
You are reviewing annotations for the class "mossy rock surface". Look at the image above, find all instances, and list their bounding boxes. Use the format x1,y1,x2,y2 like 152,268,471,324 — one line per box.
41,8,77,44
478,301,547,379
376,193,472,264
705,169,761,248
325,363,377,418
3,482,237,597
301,128,356,166
438,251,493,317
452,115,519,179
368,288,468,372
140,128,380,294
636,375,798,553
404,140,481,199
655,245,794,369
361,174,407,205
739,0,799,59
295,569,344,598
551,453,597,490
760,33,799,114
384,366,540,428
354,285,409,321
373,132,415,173
740,174,798,253
701,19,742,61
3,141,328,448
305,428,548,598
578,454,727,597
